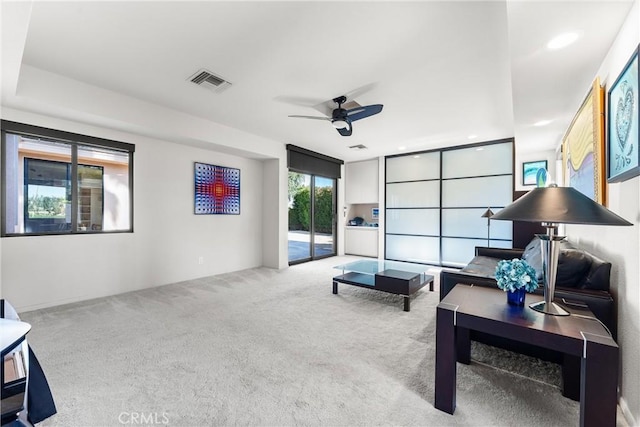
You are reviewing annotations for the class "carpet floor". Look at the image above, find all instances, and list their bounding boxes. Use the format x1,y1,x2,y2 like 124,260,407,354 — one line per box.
20,255,623,426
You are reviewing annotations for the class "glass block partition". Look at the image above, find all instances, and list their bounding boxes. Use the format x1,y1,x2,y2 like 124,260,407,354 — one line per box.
385,139,513,267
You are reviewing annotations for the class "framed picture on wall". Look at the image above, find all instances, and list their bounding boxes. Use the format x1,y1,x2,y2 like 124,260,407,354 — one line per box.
522,160,547,186
562,77,606,205
607,44,639,183
194,162,240,215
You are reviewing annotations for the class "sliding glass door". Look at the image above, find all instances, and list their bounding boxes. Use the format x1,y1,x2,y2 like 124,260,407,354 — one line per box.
313,176,335,258
385,139,514,267
288,172,312,262
288,172,336,264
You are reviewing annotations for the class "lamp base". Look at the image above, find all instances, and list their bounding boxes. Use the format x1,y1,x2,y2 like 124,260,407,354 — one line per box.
529,301,570,316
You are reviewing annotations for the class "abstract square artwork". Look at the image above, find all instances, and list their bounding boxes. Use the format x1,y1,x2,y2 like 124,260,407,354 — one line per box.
194,162,240,214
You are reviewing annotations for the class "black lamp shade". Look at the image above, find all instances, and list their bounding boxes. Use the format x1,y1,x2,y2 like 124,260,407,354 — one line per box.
481,208,494,218
491,186,632,225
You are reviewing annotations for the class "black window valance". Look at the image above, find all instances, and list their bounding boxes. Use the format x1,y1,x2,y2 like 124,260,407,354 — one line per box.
286,144,343,179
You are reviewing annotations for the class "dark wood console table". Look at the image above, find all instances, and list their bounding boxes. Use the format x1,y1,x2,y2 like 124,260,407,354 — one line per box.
434,284,618,427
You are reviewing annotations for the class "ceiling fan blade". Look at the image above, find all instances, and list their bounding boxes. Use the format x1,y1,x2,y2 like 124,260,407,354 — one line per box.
345,83,378,101
274,95,325,107
336,122,353,137
288,115,331,121
337,127,352,136
346,104,383,122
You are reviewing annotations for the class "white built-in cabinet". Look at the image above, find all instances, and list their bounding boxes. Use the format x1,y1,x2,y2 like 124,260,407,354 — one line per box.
345,159,378,204
345,227,378,257
344,158,380,257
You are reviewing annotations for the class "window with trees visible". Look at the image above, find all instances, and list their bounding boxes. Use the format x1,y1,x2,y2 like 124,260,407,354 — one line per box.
1,121,134,236
287,172,334,235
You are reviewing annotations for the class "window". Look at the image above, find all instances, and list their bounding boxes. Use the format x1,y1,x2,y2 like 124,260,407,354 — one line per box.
1,121,134,236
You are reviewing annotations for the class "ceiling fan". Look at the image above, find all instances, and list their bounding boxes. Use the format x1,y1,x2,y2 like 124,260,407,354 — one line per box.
288,95,383,136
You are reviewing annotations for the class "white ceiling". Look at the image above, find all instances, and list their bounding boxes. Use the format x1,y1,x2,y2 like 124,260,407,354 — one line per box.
1,1,634,162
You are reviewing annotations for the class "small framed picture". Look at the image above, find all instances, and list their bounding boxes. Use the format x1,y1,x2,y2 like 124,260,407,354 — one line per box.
607,44,639,183
522,160,547,186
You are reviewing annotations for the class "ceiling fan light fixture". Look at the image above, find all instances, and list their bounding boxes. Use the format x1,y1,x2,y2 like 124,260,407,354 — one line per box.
332,119,349,130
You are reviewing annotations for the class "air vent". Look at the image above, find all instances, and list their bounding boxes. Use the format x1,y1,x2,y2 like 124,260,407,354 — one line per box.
188,69,232,93
349,144,367,150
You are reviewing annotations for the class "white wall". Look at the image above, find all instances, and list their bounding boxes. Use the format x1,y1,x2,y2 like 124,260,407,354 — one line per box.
563,1,639,424
377,156,386,258
337,165,346,256
1,109,286,312
262,158,289,269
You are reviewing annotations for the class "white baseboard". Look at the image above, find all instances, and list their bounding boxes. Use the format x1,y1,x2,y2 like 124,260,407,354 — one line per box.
619,396,638,427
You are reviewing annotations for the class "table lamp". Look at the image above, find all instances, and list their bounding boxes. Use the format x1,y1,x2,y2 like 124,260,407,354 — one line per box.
481,208,494,247
491,184,632,316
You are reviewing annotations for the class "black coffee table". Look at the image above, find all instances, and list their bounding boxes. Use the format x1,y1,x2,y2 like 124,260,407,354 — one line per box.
434,283,618,427
332,259,434,311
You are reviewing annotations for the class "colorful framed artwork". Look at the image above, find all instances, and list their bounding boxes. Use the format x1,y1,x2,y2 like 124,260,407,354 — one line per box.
522,160,547,186
194,162,240,215
607,44,639,183
562,77,606,205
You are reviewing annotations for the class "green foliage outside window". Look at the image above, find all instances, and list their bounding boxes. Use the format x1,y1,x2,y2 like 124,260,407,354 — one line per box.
313,187,333,233
288,186,333,234
27,194,66,218
288,172,305,203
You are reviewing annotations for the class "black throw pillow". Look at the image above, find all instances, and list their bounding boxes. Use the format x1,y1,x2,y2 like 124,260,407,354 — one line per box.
555,249,591,288
521,236,576,282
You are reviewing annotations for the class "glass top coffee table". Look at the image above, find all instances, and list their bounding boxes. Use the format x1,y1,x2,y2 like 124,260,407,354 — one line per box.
333,259,434,311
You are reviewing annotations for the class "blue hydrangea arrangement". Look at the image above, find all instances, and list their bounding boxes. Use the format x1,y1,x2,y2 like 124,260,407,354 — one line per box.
495,258,539,293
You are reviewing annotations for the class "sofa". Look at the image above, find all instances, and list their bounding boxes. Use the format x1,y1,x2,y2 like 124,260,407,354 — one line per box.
440,237,615,337
439,237,615,400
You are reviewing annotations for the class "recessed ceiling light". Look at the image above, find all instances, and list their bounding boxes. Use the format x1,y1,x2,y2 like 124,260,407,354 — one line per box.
547,32,579,50
413,155,421,159
534,119,553,127
476,147,484,151
468,134,477,140
398,146,406,151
